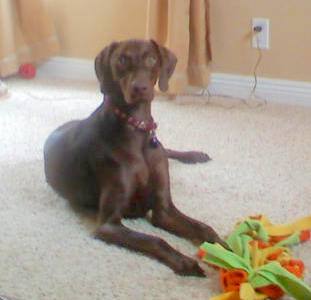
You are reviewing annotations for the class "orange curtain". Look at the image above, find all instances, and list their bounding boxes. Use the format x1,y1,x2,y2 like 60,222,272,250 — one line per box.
0,0,59,77
146,0,212,95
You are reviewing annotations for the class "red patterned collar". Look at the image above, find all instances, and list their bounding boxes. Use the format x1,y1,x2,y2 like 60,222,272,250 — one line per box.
104,95,158,133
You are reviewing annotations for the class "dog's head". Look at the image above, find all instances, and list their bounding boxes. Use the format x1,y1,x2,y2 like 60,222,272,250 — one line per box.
95,39,177,105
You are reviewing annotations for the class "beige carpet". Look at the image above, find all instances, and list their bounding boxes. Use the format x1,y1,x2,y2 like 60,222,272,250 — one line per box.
1,77,310,300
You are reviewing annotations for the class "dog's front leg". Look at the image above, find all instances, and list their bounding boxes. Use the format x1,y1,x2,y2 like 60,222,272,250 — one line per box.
94,181,205,277
151,159,230,250
153,202,229,248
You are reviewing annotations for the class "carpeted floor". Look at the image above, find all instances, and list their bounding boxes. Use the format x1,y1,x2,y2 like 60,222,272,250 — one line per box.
1,77,310,300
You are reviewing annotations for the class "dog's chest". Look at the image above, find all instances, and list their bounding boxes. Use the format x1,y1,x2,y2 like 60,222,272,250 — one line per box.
132,141,162,187
133,157,150,187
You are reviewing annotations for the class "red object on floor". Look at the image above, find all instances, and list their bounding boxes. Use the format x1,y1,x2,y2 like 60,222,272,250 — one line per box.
19,63,36,79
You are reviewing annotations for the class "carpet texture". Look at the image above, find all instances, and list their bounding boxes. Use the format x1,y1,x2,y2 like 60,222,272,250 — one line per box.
1,78,310,300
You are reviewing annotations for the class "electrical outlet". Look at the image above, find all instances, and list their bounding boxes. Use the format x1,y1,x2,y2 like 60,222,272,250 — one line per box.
252,18,270,49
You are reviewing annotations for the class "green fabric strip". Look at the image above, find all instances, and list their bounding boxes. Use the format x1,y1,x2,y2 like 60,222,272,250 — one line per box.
275,231,301,247
226,220,269,252
200,242,252,273
251,262,311,300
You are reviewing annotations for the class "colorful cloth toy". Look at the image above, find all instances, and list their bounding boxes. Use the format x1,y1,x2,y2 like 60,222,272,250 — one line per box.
198,215,311,300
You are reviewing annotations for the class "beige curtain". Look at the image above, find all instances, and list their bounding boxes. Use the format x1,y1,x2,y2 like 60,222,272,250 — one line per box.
146,0,212,95
0,0,59,78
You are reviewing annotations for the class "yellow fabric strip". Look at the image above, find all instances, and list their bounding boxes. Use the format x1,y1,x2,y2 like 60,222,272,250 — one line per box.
240,283,267,300
263,215,311,236
209,291,240,300
209,287,267,300
250,241,261,269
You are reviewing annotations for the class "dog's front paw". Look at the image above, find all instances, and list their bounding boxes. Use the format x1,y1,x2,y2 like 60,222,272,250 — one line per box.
174,256,206,277
205,233,232,252
190,151,211,163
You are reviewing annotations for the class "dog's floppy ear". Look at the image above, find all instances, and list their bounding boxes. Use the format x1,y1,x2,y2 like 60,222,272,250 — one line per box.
94,42,119,94
151,40,177,92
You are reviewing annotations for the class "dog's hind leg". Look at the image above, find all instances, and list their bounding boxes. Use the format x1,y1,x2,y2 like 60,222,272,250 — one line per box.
165,149,211,164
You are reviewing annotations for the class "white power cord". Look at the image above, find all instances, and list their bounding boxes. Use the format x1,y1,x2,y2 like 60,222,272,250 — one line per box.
176,28,268,109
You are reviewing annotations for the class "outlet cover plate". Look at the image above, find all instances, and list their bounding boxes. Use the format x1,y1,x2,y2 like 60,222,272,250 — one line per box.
252,18,270,49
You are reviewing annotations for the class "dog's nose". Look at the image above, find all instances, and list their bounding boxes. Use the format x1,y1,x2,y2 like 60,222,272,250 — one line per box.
132,83,148,94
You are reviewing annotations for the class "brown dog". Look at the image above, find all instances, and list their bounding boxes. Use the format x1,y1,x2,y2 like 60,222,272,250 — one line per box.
44,39,228,276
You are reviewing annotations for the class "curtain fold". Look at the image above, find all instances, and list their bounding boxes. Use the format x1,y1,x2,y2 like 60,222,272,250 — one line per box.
146,0,212,95
0,0,59,78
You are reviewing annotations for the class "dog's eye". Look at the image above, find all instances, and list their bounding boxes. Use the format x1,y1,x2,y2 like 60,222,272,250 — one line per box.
145,55,157,67
119,56,129,65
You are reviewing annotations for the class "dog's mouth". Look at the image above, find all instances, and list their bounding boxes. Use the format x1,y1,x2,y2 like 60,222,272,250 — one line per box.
129,91,154,103
122,88,154,105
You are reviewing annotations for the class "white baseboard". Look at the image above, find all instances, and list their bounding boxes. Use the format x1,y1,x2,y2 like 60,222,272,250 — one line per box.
208,73,311,107
37,57,311,106
37,56,96,81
